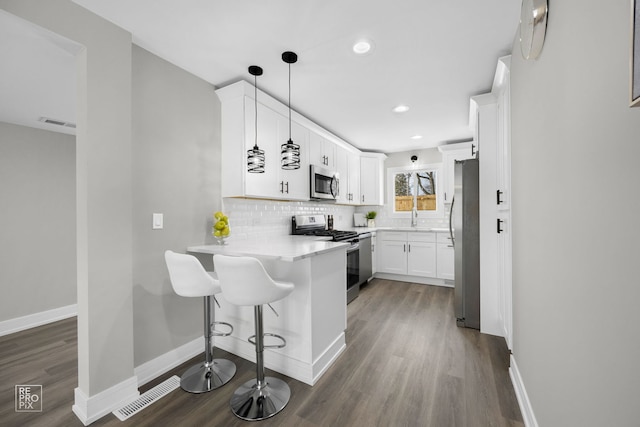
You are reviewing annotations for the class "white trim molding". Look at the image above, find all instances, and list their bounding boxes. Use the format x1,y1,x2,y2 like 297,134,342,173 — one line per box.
0,304,77,337
72,376,139,426
134,336,202,387
509,355,539,427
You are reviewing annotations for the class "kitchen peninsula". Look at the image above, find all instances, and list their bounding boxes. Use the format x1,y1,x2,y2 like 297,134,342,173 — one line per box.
187,237,347,386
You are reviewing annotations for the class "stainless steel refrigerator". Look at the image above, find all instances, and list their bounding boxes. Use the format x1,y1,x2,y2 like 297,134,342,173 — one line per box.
449,158,480,329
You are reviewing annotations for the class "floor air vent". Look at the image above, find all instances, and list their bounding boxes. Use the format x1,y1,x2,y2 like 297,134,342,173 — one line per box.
112,375,180,421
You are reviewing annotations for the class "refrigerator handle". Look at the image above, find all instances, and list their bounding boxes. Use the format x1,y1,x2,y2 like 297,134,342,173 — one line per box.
448,196,455,247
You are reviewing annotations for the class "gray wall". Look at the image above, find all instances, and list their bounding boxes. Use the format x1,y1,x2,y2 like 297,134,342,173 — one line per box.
510,1,640,425
0,122,76,321
1,0,135,398
131,45,221,366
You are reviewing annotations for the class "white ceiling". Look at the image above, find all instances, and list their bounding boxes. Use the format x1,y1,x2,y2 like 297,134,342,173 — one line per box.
1,1,521,152
0,10,81,136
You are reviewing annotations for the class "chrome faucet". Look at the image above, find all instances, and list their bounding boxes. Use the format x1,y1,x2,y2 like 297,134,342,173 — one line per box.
411,207,418,227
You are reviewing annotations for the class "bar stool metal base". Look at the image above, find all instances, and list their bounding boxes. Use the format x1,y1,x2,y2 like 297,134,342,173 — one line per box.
230,377,291,421
180,358,236,394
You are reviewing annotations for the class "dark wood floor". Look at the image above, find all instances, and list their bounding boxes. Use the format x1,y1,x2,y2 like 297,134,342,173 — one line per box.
0,279,523,427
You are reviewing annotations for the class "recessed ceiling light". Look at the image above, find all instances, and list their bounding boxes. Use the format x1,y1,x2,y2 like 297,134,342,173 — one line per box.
410,135,423,140
353,39,373,55
392,104,410,113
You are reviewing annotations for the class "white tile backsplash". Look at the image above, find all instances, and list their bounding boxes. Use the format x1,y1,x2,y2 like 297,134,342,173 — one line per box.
221,198,356,240
355,204,450,229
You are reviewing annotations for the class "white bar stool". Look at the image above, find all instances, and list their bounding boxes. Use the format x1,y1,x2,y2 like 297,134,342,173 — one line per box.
213,254,295,421
164,250,236,393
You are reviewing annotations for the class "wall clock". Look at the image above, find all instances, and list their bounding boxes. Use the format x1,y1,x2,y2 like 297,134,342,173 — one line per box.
519,0,548,60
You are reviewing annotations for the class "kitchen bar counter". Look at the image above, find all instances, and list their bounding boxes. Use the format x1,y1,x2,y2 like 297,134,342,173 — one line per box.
187,235,348,262
188,237,347,386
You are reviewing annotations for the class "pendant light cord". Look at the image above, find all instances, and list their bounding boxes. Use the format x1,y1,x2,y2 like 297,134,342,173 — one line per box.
288,62,292,141
254,74,259,150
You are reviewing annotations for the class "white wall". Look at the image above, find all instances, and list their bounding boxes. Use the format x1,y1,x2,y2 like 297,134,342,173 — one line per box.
131,45,221,366
510,1,640,425
0,122,76,321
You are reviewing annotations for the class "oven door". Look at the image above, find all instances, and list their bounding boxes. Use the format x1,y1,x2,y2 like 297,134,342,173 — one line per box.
310,165,339,200
346,239,360,304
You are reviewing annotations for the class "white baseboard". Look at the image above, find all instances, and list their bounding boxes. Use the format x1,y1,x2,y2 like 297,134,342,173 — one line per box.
311,334,346,384
373,273,453,287
215,332,346,386
72,376,139,426
0,304,77,337
134,337,203,386
509,355,539,427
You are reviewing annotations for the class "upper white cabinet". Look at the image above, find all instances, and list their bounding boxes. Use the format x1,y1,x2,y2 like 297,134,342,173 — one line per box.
359,153,386,205
438,142,475,204
309,131,337,169
241,98,309,200
335,145,361,205
217,81,369,202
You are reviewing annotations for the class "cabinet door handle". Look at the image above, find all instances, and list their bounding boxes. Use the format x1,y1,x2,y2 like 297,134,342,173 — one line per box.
403,244,406,252
280,181,284,193
285,182,289,194
408,244,411,252
496,189,503,205
444,191,447,202
471,143,476,157
497,218,504,234
362,194,365,203
447,245,454,248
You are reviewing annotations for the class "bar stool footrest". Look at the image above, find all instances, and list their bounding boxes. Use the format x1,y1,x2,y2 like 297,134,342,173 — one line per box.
248,332,286,349
211,321,233,337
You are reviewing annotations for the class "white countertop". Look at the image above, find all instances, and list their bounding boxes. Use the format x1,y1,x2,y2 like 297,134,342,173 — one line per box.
346,226,450,233
188,235,348,262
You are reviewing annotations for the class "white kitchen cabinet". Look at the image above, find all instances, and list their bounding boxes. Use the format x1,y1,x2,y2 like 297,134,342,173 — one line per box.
335,145,361,205
309,131,336,168
407,237,436,277
277,117,309,200
242,99,309,200
371,231,377,274
359,153,386,205
347,151,360,204
436,232,454,280
377,233,407,274
377,231,437,278
473,56,513,341
438,142,475,204
217,81,311,201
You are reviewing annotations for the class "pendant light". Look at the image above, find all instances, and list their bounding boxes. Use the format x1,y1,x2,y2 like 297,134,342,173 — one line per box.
247,65,265,173
281,51,300,170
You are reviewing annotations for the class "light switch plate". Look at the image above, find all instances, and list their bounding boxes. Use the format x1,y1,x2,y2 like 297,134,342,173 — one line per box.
152,213,163,230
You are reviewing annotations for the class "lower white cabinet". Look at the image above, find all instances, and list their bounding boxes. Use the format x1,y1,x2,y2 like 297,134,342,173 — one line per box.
371,231,377,274
436,232,454,280
377,231,436,278
407,239,436,277
377,233,407,274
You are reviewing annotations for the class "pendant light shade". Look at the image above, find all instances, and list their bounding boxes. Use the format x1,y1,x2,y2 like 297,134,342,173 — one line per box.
281,51,300,170
247,65,265,173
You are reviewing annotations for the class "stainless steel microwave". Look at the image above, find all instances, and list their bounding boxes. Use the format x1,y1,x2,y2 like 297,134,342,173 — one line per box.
310,164,339,200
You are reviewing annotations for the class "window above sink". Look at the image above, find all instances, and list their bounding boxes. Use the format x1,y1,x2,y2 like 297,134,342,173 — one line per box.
387,163,444,219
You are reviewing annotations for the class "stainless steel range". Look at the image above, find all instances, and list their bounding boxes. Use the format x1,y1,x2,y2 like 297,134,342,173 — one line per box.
291,215,361,303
